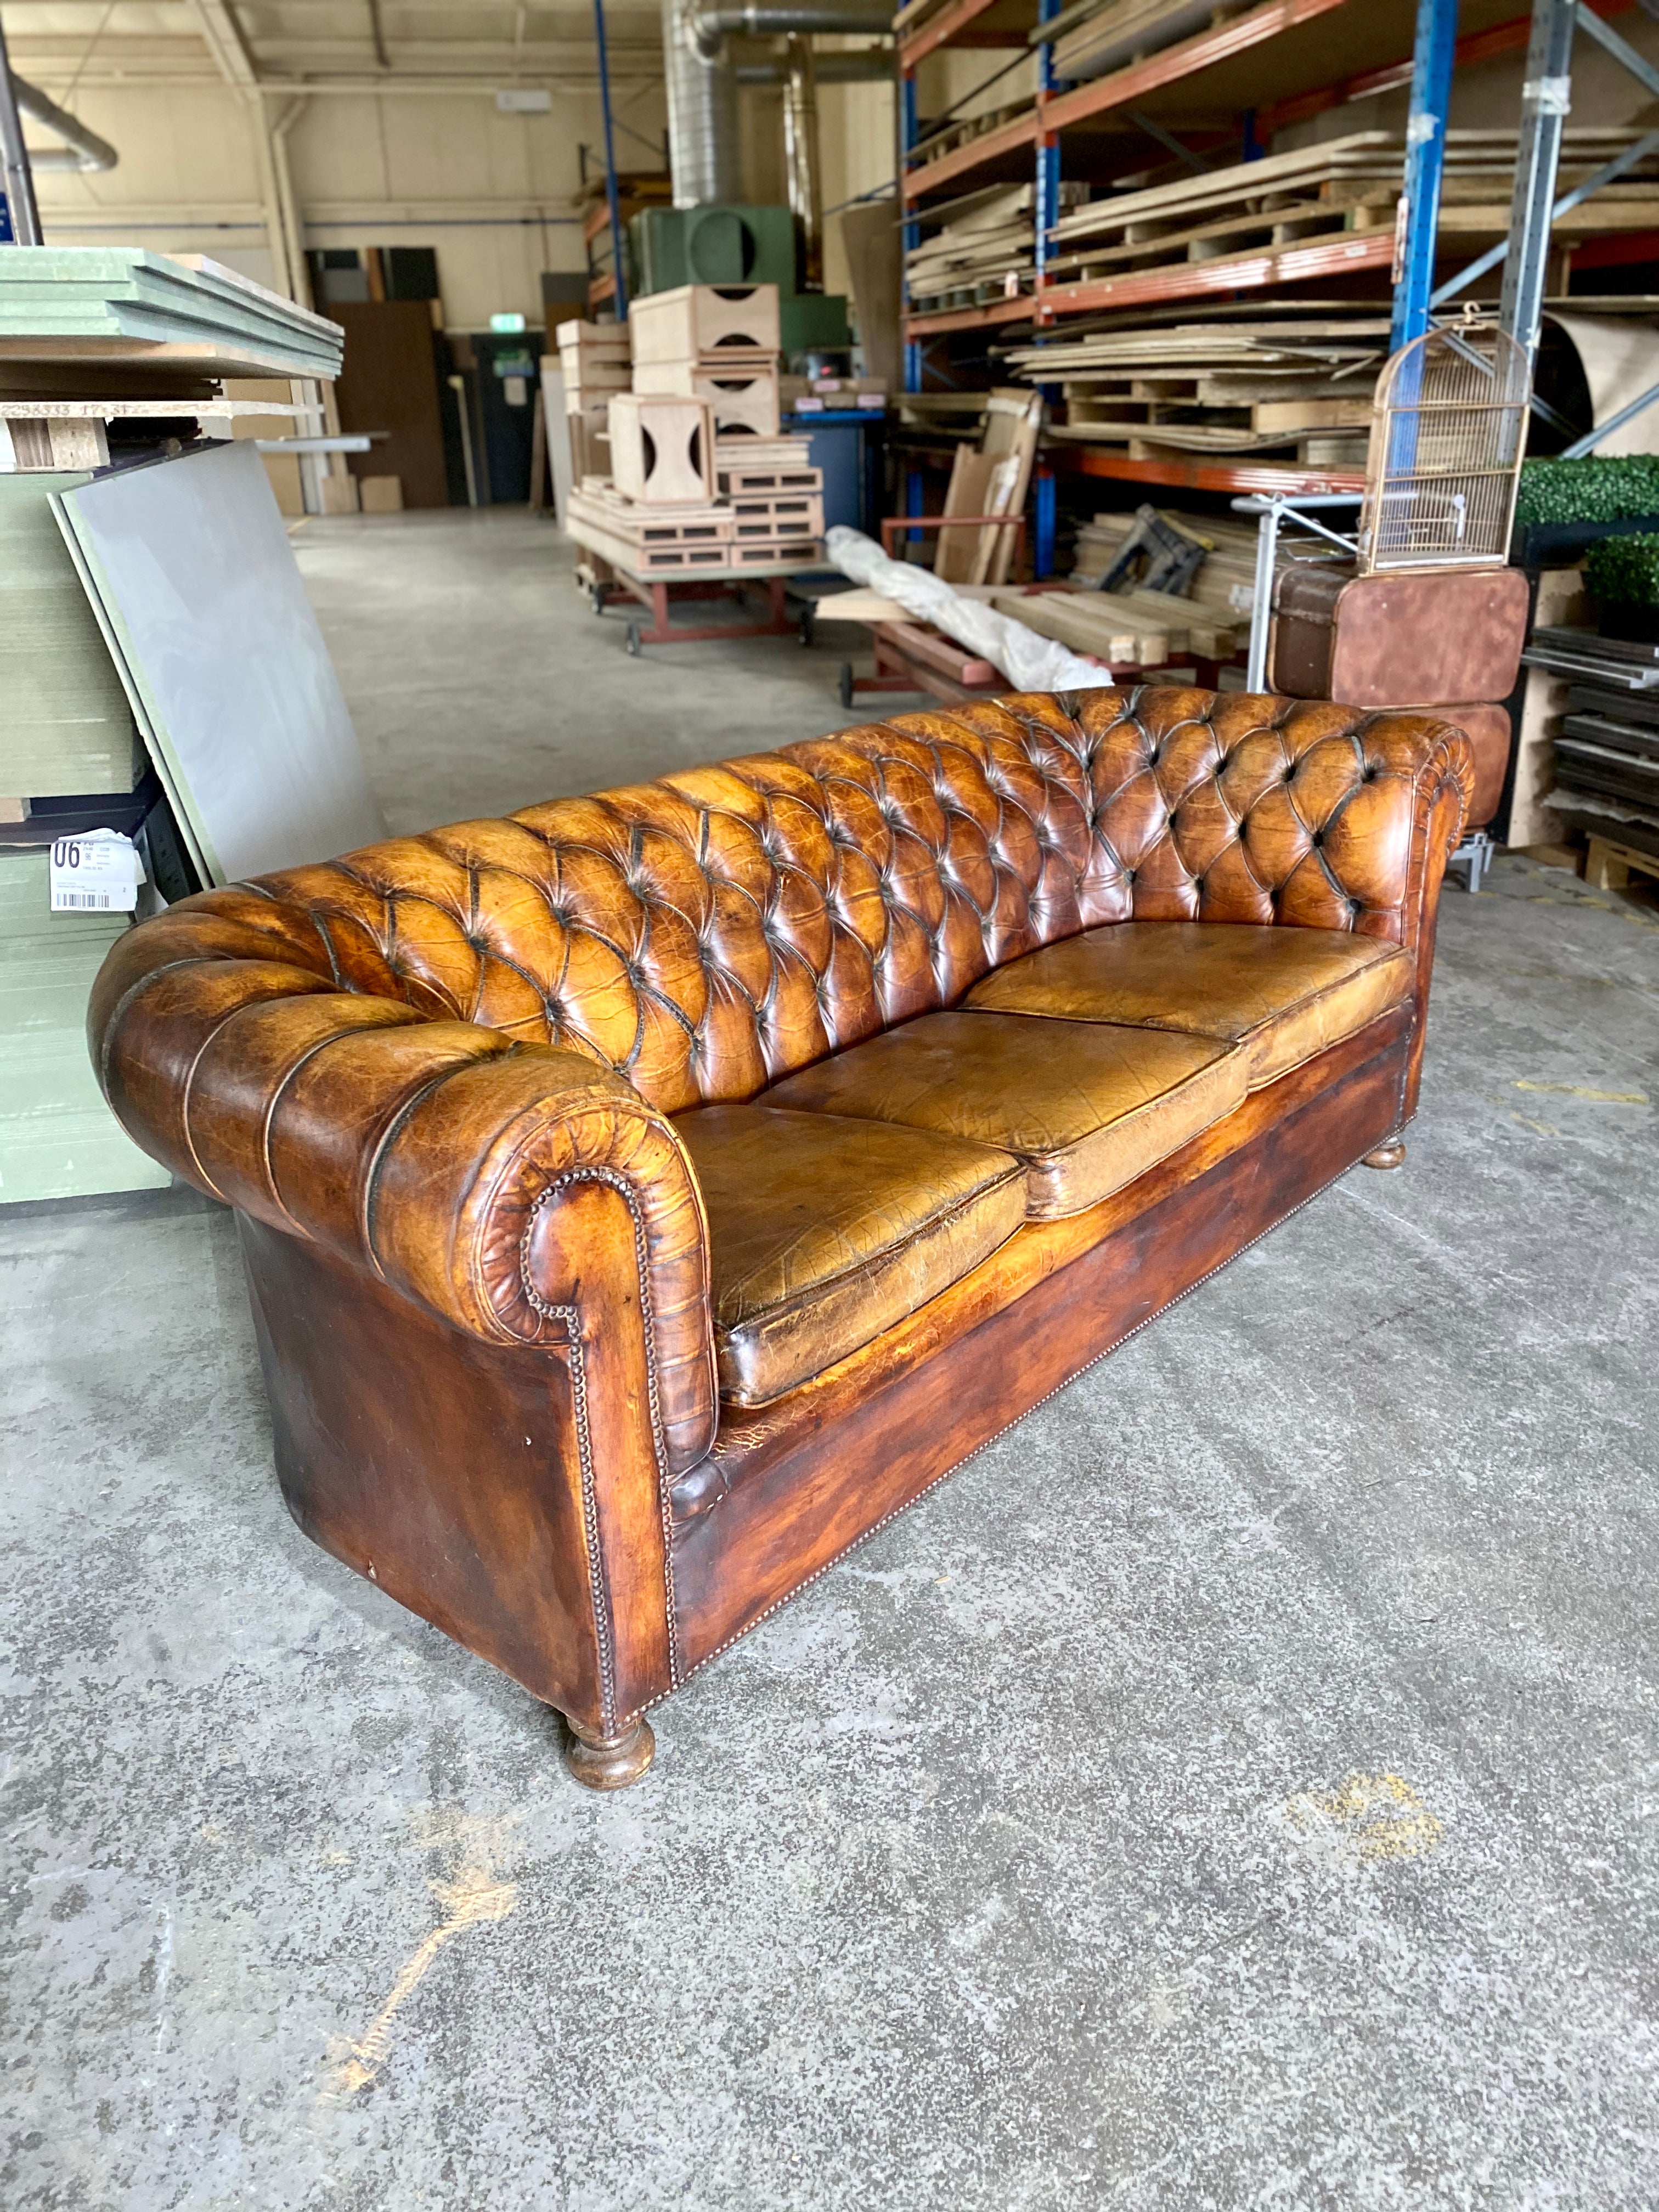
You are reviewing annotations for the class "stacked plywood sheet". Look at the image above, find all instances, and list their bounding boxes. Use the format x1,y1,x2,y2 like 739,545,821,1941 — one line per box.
0,249,343,378
630,284,782,439
907,184,1070,313
1042,131,1659,296
1070,506,1297,626
1005,312,1389,465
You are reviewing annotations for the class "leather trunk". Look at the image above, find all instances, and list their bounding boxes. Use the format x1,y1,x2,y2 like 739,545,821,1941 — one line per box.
1271,565,1530,707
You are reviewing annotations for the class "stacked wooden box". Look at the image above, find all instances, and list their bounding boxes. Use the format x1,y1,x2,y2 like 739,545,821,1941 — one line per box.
563,289,826,579
557,319,630,478
629,284,782,441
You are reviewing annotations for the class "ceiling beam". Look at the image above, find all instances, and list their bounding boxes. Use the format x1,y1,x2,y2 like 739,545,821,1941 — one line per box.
185,0,261,86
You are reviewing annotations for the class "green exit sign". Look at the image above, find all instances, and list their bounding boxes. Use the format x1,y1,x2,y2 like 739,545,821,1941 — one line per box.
489,312,527,334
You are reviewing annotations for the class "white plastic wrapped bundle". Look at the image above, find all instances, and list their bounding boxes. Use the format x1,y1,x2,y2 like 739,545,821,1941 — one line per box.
825,524,1115,695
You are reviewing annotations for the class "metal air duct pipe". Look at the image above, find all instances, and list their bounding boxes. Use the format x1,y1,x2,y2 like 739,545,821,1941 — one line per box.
663,0,743,206
733,50,895,80
690,0,892,54
664,0,892,207
782,37,822,289
13,78,117,173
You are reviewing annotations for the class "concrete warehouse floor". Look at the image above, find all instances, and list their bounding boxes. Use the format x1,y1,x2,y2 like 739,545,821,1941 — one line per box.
4,510,1658,2211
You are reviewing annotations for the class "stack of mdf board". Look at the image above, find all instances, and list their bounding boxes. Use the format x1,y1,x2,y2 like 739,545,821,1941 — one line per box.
52,439,385,889
557,319,629,477
1005,313,1389,464
1040,131,1659,297
0,845,170,1204
630,284,782,440
0,248,344,379
0,474,141,803
907,182,1093,311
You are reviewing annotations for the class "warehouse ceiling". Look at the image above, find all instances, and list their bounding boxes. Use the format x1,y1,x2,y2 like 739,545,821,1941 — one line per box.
1,0,670,87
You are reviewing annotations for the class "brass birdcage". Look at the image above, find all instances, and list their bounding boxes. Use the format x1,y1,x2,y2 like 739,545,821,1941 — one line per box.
1358,319,1531,574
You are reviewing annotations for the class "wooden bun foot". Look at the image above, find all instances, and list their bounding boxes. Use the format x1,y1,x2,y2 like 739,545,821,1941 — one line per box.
1362,1139,1407,1170
563,1714,656,1791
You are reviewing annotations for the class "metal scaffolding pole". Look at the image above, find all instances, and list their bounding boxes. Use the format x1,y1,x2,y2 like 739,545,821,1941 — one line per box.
594,0,629,318
0,16,41,244
1499,0,1576,365
1390,0,1459,352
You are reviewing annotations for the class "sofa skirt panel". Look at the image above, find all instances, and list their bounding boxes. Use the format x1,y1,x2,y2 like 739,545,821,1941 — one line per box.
665,1004,1413,1681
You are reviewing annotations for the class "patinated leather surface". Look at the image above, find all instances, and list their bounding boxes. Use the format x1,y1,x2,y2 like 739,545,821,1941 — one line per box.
88,695,1472,1494
766,1009,1244,1220
672,1103,1025,1404
964,920,1414,1086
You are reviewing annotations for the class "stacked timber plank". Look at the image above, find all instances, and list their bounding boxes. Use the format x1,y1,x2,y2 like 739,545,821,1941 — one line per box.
992,582,1241,667
1070,507,1300,625
0,248,343,378
1005,312,1390,465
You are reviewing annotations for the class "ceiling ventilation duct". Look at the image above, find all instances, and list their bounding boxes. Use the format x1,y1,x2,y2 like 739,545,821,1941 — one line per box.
13,77,117,173
663,0,891,208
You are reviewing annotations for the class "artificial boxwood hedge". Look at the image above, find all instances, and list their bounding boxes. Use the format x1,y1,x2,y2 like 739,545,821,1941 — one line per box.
1514,455,1659,526
1585,531,1659,609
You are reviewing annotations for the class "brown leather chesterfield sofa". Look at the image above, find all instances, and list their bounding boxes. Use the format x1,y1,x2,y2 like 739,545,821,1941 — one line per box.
89,690,1471,1788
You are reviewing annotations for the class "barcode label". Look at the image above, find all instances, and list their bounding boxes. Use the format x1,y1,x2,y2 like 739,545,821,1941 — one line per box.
49,829,141,913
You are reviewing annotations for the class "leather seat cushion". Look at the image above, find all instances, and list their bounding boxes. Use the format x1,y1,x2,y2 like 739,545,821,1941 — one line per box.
963,921,1414,1086
764,1011,1246,1222
672,1104,1026,1407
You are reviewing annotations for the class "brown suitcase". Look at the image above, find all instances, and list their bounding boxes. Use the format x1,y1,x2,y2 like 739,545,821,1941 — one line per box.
1271,563,1530,706
1398,702,1510,831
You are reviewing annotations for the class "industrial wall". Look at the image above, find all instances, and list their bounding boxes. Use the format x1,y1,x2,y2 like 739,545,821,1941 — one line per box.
31,80,670,328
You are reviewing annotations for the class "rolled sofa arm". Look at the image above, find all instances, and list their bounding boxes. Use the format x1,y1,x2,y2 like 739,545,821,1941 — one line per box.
87,889,718,1477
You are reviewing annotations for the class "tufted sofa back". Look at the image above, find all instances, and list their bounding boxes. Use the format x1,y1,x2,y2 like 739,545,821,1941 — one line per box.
176,688,1464,1117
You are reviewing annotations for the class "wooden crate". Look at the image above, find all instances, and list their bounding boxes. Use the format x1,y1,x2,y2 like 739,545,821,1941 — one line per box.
634,359,782,439
629,284,781,365
607,393,715,506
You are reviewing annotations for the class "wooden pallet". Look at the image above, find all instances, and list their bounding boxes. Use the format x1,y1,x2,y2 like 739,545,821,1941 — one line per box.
729,491,825,538
729,536,822,567
718,461,822,494
568,486,733,546
1585,834,1659,893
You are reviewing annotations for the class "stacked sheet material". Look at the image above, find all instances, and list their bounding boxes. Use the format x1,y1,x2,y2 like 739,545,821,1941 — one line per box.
1527,625,1659,851
0,845,170,1203
0,474,140,798
0,249,345,378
